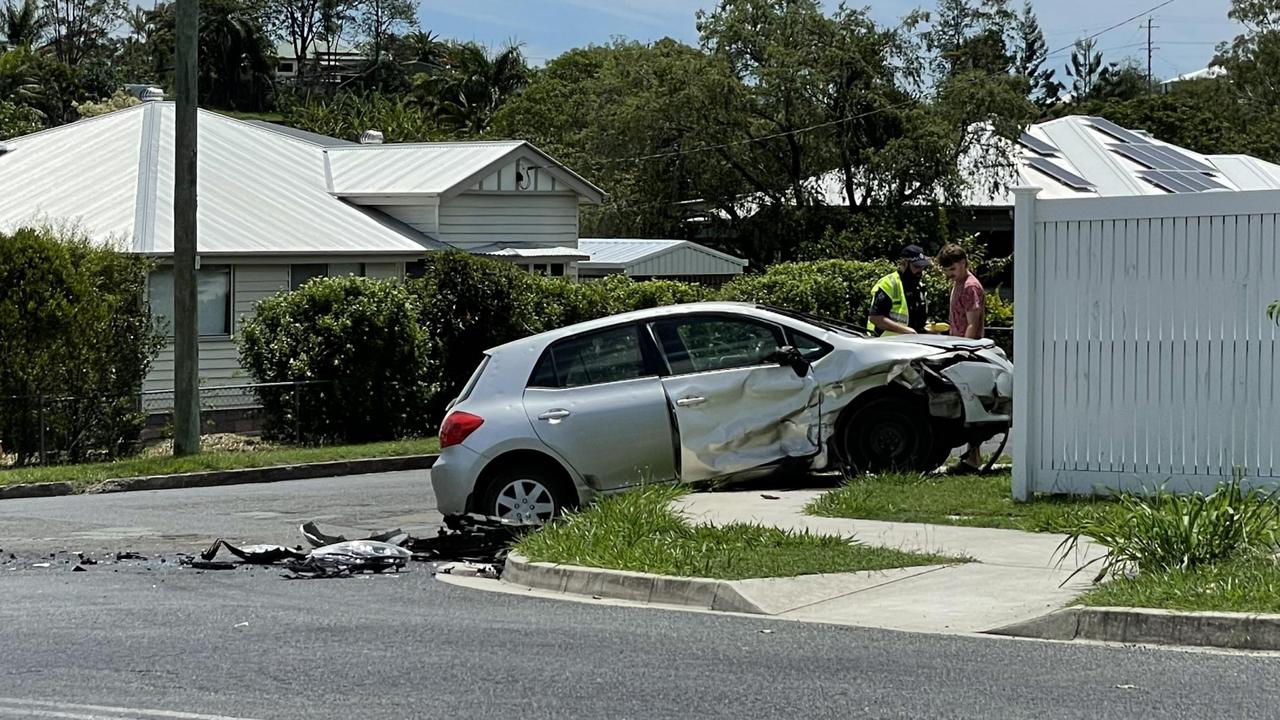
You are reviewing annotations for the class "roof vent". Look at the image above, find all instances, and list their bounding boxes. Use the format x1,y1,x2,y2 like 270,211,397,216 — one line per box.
359,129,384,145
140,86,165,102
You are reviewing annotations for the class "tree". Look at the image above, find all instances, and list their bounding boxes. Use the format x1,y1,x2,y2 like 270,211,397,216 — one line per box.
1095,59,1150,101
265,0,325,87
918,0,1016,77
41,0,127,66
0,99,41,139
415,41,528,134
1013,1,1060,108
1216,0,1280,108
353,0,415,89
149,0,275,110
1065,37,1105,99
3,0,45,47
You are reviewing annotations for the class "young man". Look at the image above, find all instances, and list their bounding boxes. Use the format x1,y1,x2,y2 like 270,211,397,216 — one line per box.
938,244,985,340
938,244,986,472
867,245,929,336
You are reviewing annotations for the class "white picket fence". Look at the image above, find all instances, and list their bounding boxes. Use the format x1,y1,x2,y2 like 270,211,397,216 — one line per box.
1011,187,1280,499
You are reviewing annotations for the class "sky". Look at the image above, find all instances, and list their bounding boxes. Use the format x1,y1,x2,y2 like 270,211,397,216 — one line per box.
426,0,1238,81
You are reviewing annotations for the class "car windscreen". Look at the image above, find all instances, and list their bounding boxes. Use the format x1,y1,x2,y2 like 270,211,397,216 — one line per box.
757,305,869,338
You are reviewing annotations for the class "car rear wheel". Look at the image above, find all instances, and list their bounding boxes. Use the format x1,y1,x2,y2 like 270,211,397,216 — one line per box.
840,396,936,474
480,465,574,524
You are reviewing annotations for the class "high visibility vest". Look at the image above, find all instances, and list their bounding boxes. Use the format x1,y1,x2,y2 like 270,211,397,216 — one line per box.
867,271,910,336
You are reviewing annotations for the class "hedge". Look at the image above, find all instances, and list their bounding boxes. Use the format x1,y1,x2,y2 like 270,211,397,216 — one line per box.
0,226,163,464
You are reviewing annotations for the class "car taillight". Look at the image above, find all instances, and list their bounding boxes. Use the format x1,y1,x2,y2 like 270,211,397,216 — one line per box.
440,411,484,448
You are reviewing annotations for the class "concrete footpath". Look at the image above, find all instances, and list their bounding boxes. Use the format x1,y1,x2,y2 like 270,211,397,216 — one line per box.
502,489,1107,636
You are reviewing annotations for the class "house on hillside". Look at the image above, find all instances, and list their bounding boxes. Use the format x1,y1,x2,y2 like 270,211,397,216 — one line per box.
0,96,609,405
274,40,363,83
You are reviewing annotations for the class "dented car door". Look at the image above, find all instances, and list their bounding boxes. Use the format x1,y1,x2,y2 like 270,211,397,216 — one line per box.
650,315,821,482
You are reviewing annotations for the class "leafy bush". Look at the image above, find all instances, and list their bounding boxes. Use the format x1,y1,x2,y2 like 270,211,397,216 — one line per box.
0,226,163,464
282,91,444,143
408,253,546,421
720,258,894,325
1058,481,1280,583
0,100,42,140
237,276,432,443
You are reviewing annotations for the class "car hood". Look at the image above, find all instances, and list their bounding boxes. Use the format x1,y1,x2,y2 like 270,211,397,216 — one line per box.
872,335,996,352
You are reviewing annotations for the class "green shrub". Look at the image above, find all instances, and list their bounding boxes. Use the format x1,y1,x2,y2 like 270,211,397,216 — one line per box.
0,100,42,140
720,259,895,325
1058,481,1280,583
237,276,432,443
0,226,163,464
408,252,547,422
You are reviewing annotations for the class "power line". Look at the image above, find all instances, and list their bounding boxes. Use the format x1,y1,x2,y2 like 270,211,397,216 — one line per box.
599,98,920,166
1045,0,1179,59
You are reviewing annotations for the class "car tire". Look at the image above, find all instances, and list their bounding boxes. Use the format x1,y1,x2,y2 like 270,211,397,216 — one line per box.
840,396,937,474
479,464,575,524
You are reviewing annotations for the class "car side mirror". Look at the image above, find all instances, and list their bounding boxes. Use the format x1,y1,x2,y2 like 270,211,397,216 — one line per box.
767,345,810,378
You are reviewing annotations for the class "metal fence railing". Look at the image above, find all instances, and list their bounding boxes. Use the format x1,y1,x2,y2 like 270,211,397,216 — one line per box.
0,380,332,468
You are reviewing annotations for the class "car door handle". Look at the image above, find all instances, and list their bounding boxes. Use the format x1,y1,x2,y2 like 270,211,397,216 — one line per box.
676,396,706,407
537,409,571,421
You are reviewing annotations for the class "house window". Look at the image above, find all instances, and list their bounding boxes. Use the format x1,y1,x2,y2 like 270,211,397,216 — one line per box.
290,263,365,291
549,263,565,277
148,266,233,337
279,61,295,73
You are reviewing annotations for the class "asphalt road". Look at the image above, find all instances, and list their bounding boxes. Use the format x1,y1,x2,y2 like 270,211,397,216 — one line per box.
0,471,1277,720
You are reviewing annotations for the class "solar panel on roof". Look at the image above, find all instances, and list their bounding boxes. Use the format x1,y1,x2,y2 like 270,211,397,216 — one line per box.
1144,145,1217,174
1137,170,1228,193
1086,117,1148,144
1109,143,1163,170
1017,132,1060,157
1026,156,1096,191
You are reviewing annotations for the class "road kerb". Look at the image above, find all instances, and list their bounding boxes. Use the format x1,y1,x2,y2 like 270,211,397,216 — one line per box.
0,454,437,500
988,605,1280,651
503,553,767,614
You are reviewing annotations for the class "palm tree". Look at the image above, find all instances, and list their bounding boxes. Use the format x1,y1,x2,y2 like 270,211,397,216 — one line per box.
423,42,529,135
3,0,45,48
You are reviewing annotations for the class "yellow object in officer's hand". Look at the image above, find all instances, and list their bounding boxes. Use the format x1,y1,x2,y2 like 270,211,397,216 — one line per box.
927,321,950,334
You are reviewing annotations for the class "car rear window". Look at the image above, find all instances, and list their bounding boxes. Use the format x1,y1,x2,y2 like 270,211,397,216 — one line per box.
528,325,647,388
456,355,489,404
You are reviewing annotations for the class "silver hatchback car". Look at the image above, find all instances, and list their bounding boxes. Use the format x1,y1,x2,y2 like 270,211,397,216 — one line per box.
432,302,1012,523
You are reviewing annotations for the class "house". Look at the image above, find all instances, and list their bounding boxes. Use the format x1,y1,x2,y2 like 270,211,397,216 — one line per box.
0,96,606,405
274,39,363,83
1157,65,1227,93
576,239,747,285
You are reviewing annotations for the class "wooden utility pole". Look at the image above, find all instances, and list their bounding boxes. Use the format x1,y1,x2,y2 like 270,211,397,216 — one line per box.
1144,17,1159,91
173,0,200,456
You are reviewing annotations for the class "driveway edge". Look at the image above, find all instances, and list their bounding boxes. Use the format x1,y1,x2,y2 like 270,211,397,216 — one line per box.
988,605,1280,651
502,553,768,614
0,454,437,500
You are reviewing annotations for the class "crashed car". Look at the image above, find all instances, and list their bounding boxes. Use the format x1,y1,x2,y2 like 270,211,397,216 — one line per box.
432,302,1012,523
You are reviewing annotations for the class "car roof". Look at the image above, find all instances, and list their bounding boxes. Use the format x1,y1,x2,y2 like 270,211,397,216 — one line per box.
486,301,769,356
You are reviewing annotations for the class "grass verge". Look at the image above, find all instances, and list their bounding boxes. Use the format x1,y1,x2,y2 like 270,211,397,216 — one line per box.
1076,555,1280,614
805,470,1120,532
515,484,967,581
0,437,439,491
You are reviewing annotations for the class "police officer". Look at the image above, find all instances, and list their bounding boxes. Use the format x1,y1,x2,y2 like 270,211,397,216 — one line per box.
867,245,929,336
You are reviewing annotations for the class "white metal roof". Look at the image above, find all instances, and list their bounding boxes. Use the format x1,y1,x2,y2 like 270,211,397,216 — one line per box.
325,141,607,202
578,238,748,270
806,115,1280,208
0,103,446,256
0,104,611,257
471,244,590,260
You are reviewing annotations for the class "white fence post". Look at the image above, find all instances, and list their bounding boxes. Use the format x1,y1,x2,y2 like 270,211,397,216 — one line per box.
1011,186,1040,501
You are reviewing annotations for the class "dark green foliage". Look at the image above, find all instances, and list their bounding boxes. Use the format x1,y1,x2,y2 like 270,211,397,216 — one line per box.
720,258,896,325
236,275,432,443
0,226,163,464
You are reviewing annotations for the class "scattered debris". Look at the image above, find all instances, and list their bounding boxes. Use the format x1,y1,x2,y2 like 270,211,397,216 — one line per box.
200,539,308,565
71,565,86,572
32,563,50,568
234,622,250,628
300,522,409,548
403,513,537,565
115,551,147,561
759,629,775,634
1115,684,1137,690
188,560,236,571
435,562,501,580
760,494,781,500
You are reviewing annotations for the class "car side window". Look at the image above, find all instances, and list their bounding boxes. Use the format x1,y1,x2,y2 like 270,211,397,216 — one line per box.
789,330,832,362
529,325,648,389
653,316,785,374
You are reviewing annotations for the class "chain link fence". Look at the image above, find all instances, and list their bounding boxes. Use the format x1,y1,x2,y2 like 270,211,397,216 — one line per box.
0,380,332,468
